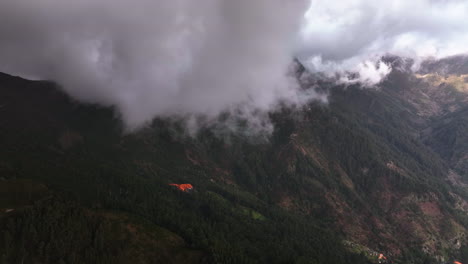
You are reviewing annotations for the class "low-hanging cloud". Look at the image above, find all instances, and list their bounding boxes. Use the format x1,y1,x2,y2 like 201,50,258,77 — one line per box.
2,0,466,133
0,0,309,132
299,0,468,86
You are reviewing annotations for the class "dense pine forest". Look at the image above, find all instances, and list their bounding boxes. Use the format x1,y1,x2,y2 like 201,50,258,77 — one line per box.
1,56,468,263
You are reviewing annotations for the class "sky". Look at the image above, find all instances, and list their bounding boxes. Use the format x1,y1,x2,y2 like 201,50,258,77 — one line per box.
0,0,466,132
299,0,468,85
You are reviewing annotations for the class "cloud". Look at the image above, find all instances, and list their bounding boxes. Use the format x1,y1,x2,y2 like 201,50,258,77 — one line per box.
299,0,468,85
0,0,309,132
3,0,465,133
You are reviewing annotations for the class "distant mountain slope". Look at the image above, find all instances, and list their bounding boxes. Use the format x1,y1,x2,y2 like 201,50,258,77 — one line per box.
420,55,468,76
0,56,468,263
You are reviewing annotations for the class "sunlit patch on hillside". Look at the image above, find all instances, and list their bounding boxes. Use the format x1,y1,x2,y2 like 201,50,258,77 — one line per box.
415,73,468,93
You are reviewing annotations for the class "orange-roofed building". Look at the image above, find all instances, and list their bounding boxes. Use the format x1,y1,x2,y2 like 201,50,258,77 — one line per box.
169,183,193,192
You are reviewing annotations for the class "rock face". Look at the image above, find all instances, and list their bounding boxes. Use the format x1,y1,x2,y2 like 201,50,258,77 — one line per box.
0,56,468,263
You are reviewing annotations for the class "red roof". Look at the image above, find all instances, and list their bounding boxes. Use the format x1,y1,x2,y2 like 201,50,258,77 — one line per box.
169,183,193,192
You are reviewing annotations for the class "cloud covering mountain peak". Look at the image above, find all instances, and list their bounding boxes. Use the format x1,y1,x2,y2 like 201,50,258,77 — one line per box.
1,0,467,132
0,0,308,132
299,0,468,85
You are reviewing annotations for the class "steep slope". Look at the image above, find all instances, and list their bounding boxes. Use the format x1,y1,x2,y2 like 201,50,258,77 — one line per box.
414,59,468,179
0,182,205,264
424,106,468,176
0,73,368,263
0,56,468,263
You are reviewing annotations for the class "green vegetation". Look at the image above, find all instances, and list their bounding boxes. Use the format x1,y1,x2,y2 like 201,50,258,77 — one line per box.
0,196,205,264
0,61,467,264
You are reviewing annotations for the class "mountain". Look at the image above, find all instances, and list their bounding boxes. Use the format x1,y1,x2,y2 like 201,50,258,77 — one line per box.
0,56,468,263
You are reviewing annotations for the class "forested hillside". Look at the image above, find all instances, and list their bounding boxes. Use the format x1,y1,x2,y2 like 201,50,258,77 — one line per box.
1,56,468,263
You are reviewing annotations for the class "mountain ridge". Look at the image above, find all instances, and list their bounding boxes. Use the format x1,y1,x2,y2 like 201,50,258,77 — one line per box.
1,56,468,263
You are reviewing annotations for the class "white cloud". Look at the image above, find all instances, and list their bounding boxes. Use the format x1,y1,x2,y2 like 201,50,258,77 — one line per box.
0,0,309,132
300,0,468,83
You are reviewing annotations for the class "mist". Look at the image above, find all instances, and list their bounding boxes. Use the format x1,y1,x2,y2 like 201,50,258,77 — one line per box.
1,0,467,132
0,0,309,132
300,0,468,86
